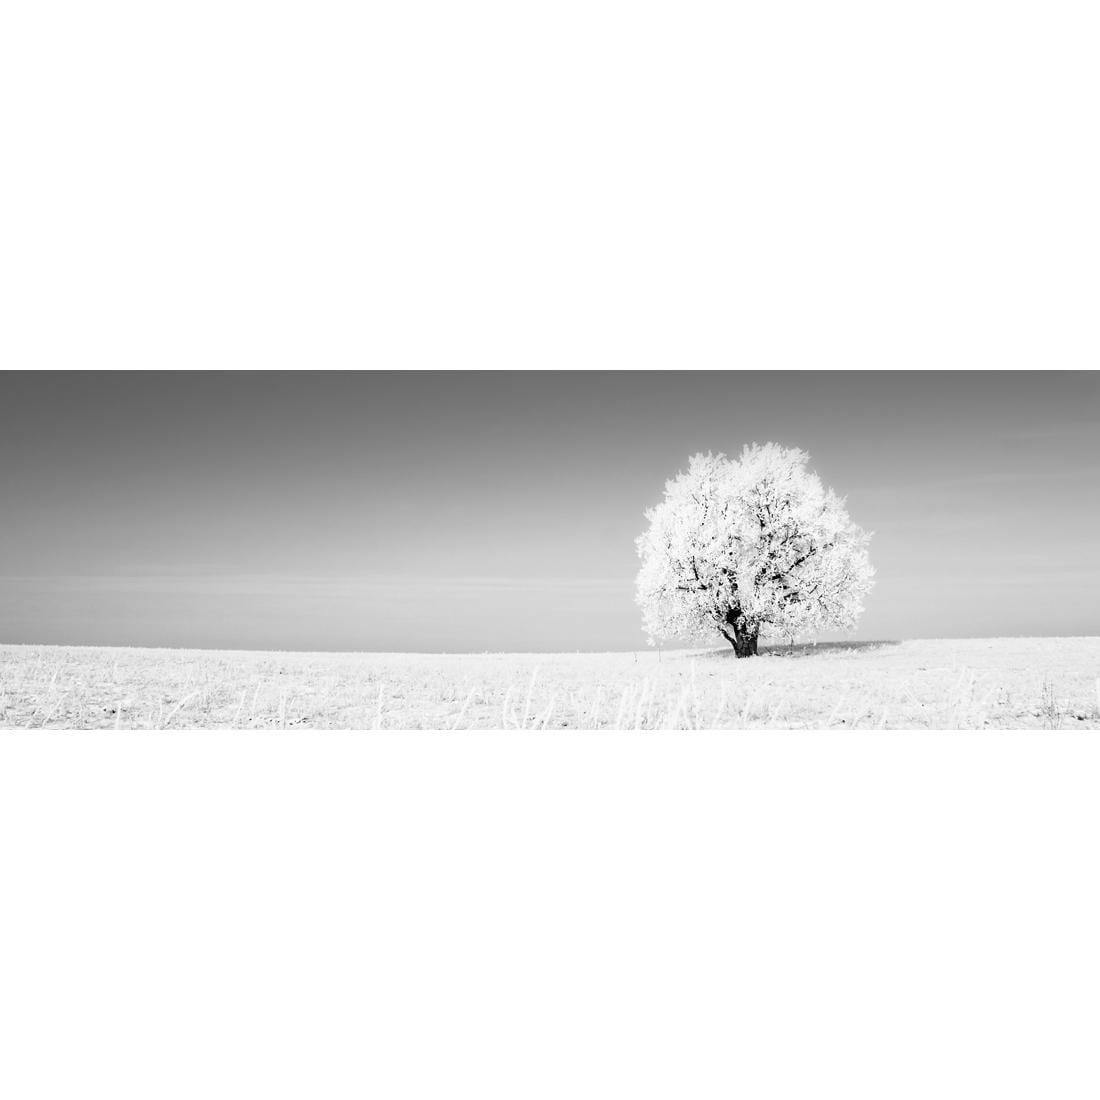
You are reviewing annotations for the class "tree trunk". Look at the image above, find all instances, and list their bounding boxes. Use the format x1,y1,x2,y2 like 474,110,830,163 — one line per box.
722,610,760,658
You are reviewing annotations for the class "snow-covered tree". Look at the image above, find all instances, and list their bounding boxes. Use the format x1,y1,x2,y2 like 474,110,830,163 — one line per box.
635,444,874,656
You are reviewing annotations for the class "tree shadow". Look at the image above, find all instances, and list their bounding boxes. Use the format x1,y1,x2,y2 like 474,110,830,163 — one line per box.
708,639,902,660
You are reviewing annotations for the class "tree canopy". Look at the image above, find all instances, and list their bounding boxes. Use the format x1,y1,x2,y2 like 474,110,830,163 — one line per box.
635,444,874,656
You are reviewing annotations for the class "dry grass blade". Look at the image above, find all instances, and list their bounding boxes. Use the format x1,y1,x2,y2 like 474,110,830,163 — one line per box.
521,667,540,730
374,683,386,731
161,691,200,730
451,687,477,731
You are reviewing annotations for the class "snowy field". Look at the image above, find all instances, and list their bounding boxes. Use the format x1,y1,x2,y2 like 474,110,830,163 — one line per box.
2,637,1099,730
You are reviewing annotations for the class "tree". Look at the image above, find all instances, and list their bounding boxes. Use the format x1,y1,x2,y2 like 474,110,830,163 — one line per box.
635,444,874,657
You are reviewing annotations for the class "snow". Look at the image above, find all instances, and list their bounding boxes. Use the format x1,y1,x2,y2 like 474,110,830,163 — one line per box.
3,637,1098,729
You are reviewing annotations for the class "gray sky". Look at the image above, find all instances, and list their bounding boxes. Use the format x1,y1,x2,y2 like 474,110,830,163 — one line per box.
1,371,1097,651
5,0,1097,650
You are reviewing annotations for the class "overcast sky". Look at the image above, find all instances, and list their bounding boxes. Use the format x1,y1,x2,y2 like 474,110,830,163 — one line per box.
1,370,1096,651
5,1,1097,648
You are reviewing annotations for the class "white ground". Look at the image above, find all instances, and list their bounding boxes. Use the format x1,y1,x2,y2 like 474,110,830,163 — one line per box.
2,637,1098,730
